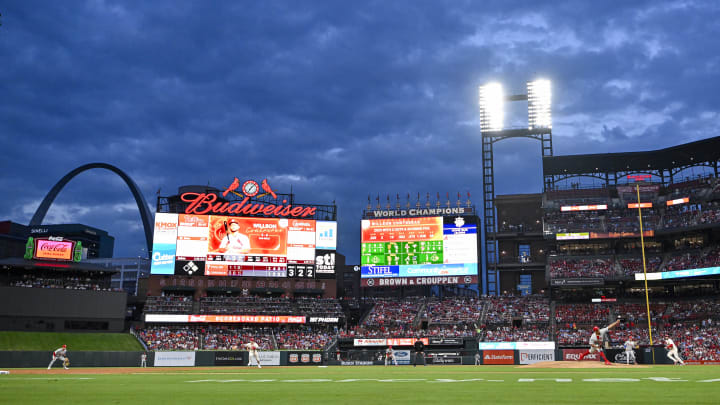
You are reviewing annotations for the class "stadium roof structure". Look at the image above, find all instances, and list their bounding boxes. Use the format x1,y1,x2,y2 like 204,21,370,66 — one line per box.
543,136,720,185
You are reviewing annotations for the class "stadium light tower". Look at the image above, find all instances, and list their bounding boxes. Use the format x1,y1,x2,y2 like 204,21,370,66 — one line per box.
478,79,554,296
528,79,552,130
479,83,505,132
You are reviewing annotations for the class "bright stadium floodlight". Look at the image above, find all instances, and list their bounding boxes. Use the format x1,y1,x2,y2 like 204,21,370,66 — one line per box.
527,79,552,129
479,82,504,132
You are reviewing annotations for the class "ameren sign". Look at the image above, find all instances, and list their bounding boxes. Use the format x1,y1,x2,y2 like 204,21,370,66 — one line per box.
365,207,473,218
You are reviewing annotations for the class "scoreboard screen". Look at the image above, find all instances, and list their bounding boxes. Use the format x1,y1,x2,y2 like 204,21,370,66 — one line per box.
150,213,337,278
360,216,477,279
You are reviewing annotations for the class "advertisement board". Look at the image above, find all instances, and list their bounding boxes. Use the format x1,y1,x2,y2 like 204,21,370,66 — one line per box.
428,352,462,364
478,342,554,350
360,216,478,286
354,338,387,346
149,213,337,278
393,350,411,365
214,351,247,366
429,337,464,345
150,213,179,275
249,351,281,366
33,239,75,261
519,350,555,364
635,266,720,281
386,338,429,346
145,314,305,324
154,351,196,367
483,350,514,365
287,351,323,365
361,275,477,287
550,278,604,286
562,349,601,361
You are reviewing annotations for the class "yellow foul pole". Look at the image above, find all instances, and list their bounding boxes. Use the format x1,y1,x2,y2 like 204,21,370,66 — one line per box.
636,183,655,364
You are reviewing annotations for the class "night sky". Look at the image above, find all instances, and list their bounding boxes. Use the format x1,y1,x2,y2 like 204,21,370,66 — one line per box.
1,1,719,263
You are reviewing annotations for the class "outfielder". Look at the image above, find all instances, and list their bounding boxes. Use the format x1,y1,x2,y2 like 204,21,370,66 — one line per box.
140,352,147,368
244,340,262,368
578,318,622,365
475,352,481,365
47,345,69,370
623,336,637,365
664,335,685,365
384,346,398,366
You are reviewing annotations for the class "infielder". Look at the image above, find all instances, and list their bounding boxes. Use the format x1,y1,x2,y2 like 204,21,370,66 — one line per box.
664,335,685,365
384,346,398,366
623,336,637,365
47,344,69,370
578,318,622,365
244,340,262,368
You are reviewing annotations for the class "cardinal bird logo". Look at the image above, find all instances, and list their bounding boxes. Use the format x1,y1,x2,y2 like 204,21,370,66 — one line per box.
260,179,277,199
223,177,241,197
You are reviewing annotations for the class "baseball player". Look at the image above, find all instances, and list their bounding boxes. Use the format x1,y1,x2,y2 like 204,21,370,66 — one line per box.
578,318,622,365
623,336,637,365
140,352,147,368
475,352,481,365
384,346,398,366
47,345,69,370
244,340,262,368
664,335,685,365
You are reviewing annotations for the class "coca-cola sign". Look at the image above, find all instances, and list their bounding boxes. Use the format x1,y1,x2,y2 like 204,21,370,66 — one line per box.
28,237,79,262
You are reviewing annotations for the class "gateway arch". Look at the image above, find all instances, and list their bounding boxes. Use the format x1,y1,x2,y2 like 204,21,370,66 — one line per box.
29,163,154,256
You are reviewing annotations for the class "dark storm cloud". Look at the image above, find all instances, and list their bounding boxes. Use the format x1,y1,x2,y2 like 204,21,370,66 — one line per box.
1,0,719,262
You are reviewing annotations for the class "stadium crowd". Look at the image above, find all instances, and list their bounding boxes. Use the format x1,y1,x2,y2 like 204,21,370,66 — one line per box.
3,270,113,291
549,257,615,279
136,324,335,351
144,294,194,313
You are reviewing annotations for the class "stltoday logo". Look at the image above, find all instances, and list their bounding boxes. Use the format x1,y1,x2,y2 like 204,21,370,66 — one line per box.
180,177,319,218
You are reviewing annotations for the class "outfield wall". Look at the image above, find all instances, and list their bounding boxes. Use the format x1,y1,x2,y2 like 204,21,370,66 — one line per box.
0,347,675,368
0,350,326,368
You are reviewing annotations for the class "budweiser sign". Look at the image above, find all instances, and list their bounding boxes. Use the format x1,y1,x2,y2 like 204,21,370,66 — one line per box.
180,178,318,218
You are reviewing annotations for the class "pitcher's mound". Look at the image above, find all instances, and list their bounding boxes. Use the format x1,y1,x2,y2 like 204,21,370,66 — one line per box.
519,361,648,368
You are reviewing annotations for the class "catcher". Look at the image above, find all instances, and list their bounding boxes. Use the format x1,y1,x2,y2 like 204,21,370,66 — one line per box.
47,344,69,370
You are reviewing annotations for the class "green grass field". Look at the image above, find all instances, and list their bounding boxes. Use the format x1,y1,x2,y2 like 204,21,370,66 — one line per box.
0,332,143,351
1,365,719,404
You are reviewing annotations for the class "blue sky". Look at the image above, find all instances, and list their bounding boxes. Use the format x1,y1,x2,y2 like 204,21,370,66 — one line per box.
1,1,719,263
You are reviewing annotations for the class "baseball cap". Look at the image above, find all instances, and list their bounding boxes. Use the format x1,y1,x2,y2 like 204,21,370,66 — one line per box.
593,326,599,332
62,345,67,348
228,219,239,225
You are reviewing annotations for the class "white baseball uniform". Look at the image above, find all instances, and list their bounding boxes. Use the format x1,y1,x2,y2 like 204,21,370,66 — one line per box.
623,340,636,364
588,328,608,353
665,338,684,365
47,347,68,369
244,342,261,368
384,348,397,366
141,353,147,368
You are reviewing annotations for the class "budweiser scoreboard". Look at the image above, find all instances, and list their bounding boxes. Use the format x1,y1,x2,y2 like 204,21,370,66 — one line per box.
150,213,337,279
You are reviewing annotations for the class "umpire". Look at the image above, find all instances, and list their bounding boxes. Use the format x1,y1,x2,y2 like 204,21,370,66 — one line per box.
413,340,426,367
